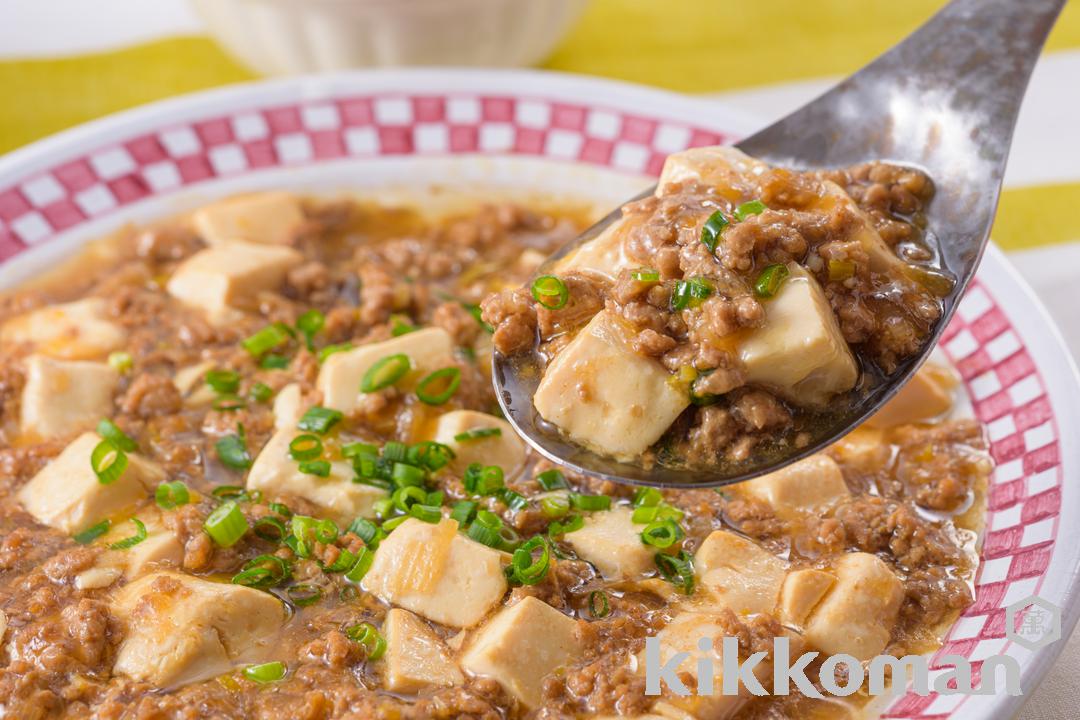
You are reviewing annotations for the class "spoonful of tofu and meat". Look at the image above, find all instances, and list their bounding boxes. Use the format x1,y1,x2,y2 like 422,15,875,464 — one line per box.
484,0,1066,487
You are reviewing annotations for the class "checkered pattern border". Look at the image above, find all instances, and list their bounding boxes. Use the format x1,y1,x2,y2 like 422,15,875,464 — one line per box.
0,91,1062,719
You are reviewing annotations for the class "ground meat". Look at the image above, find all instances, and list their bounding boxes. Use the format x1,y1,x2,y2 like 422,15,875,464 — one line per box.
432,301,482,347
731,390,791,432
481,288,537,356
120,373,182,417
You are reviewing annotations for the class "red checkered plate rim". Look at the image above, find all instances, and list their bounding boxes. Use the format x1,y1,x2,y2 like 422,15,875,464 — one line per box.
0,69,1077,719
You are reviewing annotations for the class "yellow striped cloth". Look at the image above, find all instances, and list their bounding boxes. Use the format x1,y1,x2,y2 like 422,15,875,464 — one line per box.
1,0,1078,250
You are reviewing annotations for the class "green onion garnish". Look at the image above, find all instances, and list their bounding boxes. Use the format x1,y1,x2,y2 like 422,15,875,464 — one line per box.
410,504,442,523
453,427,502,443
389,314,416,337
155,481,190,510
73,519,111,545
91,440,128,485
299,460,331,477
700,210,729,254
361,353,411,393
412,441,455,471
244,661,287,684
462,302,494,334
632,505,660,524
296,309,325,350
269,502,292,518
630,268,661,283
346,622,386,660
204,501,248,547
298,406,343,435
211,485,247,501
547,514,584,537
467,522,502,548
250,382,274,404
392,486,427,514
536,469,568,491
641,519,684,548
531,275,569,310
243,323,292,358
450,500,478,525
569,493,611,512
753,263,790,298
107,351,133,374
383,442,408,463
655,550,695,594
216,432,252,470
671,277,714,311
97,418,137,452
286,583,324,607
232,554,290,588
540,495,570,519
206,369,241,395
464,463,505,496
498,488,529,512
314,519,338,544
345,547,376,582
382,515,409,532
588,590,610,618
734,199,767,221
391,462,425,488
108,518,148,550
633,487,663,508
415,367,461,405
288,434,323,461
507,536,550,586
260,354,290,370
253,516,287,542
318,343,353,363
348,518,385,547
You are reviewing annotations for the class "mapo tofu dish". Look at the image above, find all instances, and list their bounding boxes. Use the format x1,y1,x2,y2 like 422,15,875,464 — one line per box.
0,172,988,719
485,147,951,471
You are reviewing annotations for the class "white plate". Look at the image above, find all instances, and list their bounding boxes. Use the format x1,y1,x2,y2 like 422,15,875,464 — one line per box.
0,69,1077,719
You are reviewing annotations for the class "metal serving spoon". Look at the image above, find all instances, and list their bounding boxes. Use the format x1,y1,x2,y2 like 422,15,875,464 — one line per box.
494,0,1067,488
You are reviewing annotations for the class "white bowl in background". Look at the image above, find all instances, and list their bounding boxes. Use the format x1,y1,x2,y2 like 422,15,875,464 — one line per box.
190,0,589,75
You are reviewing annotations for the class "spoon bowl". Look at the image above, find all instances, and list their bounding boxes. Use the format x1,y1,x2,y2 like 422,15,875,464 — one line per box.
493,0,1067,488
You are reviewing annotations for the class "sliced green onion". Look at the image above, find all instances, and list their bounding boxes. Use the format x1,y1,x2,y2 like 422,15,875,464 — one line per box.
298,406,343,435
541,495,571,519
212,394,245,412
392,486,428,514
450,500,478,526
754,263,790,298
389,314,416,337
453,427,502,442
345,546,375,582
391,462,425,488
348,518,385,548
498,489,529,512
73,519,111,545
536,469,568,491
700,210,729,254
326,548,356,573
250,382,274,403
232,554,290,588
107,351,133,374
297,309,325,349
342,442,379,460
299,460,331,477
507,536,550,586
632,505,660,524
381,515,409,532
467,522,501,547
383,441,408,463
360,353,411,393
734,199,767,221
372,498,395,521
269,502,293,518
286,583,324,607
410,504,442,523
204,501,248,547
655,550,695,594
91,440,128,485
346,622,386,660
211,485,247,501
531,275,569,310
569,493,611,512
475,510,502,531
244,661,287,684
633,487,663,508
631,268,661,283
260,354,290,370
588,590,610,618
206,369,241,395
464,463,504,496
671,277,714,311
155,481,190,510
415,367,461,405
288,434,323,461
107,518,148,550
97,419,137,452
641,519,684,549
216,432,252,470
412,441,455,472
253,516,287,542
318,342,353,363
548,514,584,537
314,519,338,544
243,323,292,358
462,302,494,334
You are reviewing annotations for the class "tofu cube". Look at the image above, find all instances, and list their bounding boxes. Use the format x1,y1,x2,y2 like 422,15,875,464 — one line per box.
0,298,126,360
20,355,118,440
106,511,184,579
192,191,304,246
461,596,582,709
166,241,302,323
534,310,689,459
779,569,836,626
555,217,634,281
868,363,956,428
362,518,507,629
658,145,768,195
432,410,527,479
17,432,164,533
738,454,849,519
272,382,304,431
172,361,217,407
317,327,455,414
246,428,386,524
383,608,464,693
827,426,890,474
112,571,286,687
563,506,655,580
694,531,785,616
738,264,858,407
640,610,773,719
802,552,903,660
